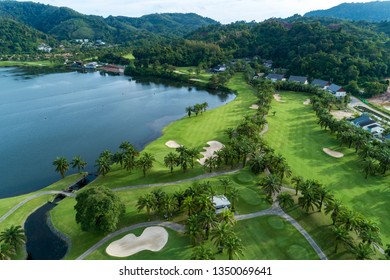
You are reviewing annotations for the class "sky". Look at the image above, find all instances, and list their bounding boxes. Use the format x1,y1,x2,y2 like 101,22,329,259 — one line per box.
21,0,382,23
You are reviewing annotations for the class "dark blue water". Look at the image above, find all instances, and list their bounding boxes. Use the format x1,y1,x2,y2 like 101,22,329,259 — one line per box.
0,68,234,198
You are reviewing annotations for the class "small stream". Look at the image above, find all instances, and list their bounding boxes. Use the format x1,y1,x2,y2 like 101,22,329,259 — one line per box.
24,174,96,260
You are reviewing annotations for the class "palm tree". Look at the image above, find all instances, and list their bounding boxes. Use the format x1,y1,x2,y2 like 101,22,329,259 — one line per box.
332,226,352,253
187,147,201,168
0,225,26,251
164,152,178,173
136,194,155,221
349,242,374,260
219,178,231,196
385,244,390,260
224,233,244,260
176,145,190,172
316,186,334,212
227,186,239,212
259,174,282,198
119,141,132,152
183,196,195,216
219,208,236,225
298,181,320,212
248,153,266,175
185,106,193,117
137,152,155,177
123,152,136,172
210,222,234,253
338,208,363,232
95,155,111,176
204,156,218,172
191,244,215,260
53,156,69,178
163,194,177,220
199,210,218,240
291,176,304,196
173,190,185,211
361,157,378,179
325,199,345,225
277,192,294,209
71,155,87,173
186,214,203,245
0,243,15,260
201,102,209,113
224,128,236,140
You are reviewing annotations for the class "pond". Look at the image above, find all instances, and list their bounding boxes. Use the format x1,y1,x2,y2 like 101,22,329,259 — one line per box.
0,68,235,198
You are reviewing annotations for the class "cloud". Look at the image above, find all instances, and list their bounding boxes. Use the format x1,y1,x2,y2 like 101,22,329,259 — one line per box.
20,0,377,23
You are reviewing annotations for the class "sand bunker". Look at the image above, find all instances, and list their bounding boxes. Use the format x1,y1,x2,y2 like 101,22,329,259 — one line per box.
303,99,310,105
273,94,284,102
197,141,224,165
249,104,259,110
330,110,354,120
323,148,344,158
106,226,168,257
165,140,181,148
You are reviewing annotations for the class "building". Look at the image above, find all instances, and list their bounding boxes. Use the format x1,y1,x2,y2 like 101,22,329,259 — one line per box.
327,84,347,98
288,75,308,84
365,124,385,136
266,73,286,82
311,79,330,90
212,195,231,214
212,64,227,73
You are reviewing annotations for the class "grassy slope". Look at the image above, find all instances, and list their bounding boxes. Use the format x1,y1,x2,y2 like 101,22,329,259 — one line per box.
264,91,390,250
0,61,55,67
88,74,257,189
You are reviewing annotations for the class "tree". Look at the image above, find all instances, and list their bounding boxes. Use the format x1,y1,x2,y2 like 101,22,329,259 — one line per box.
137,152,155,177
191,244,215,260
316,186,334,212
385,244,390,260
224,232,244,260
332,226,352,253
210,222,234,253
349,242,374,260
227,186,239,212
199,210,218,240
136,193,156,221
0,243,14,260
291,176,304,196
325,199,344,225
248,153,266,175
219,208,236,225
74,186,125,233
71,156,87,173
259,174,282,198
277,192,294,209
95,155,111,176
361,157,378,179
185,106,193,118
53,156,69,178
0,225,26,251
164,152,178,173
219,178,232,196
123,152,136,172
186,214,203,245
204,156,218,172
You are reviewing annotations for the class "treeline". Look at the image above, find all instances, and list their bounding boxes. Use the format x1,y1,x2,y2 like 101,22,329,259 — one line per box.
187,19,390,90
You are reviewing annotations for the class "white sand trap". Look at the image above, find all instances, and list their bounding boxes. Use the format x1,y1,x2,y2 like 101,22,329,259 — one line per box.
303,99,310,105
273,94,285,102
330,110,354,120
165,140,181,148
323,148,344,158
249,104,259,110
197,141,224,165
106,226,168,257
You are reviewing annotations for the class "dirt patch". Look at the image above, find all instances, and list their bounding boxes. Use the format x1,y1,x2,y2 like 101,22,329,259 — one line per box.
106,226,168,257
249,104,259,110
303,99,310,105
330,110,354,120
323,148,344,158
165,140,181,149
197,141,224,165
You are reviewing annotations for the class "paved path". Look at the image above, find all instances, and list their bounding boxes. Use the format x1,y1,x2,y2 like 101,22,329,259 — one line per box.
76,221,185,260
349,96,390,122
0,191,75,223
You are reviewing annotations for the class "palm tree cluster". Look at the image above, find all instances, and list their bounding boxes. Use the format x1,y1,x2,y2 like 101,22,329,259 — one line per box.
52,155,87,178
0,225,26,260
164,145,200,173
95,141,155,177
311,94,390,178
292,176,382,259
185,102,208,117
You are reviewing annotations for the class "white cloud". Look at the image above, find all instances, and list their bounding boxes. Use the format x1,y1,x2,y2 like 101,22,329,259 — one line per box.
21,0,378,23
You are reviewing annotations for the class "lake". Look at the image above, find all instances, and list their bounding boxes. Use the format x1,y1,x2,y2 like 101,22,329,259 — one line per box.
0,68,234,198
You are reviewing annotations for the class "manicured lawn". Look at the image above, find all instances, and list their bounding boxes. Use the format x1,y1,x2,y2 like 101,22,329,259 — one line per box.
89,73,258,189
264,91,390,247
0,60,55,67
234,216,320,260
86,227,192,260
123,53,135,60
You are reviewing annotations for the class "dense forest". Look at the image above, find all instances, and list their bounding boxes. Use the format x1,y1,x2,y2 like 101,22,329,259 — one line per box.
0,1,217,42
305,1,390,22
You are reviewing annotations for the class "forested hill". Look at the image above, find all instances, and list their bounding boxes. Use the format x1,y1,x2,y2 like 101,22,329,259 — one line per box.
0,17,55,54
305,1,390,22
0,1,218,42
185,19,390,85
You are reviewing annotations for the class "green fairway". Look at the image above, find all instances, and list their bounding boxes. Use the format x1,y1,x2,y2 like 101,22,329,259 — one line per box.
235,216,320,260
264,91,390,246
88,74,258,189
0,60,55,67
123,53,135,60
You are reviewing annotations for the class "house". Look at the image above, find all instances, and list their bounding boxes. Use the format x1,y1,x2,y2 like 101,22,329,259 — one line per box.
350,114,371,127
266,73,286,82
84,62,98,69
358,119,377,129
327,84,347,98
37,43,52,53
212,195,231,214
288,75,308,84
365,124,385,136
311,79,331,90
263,60,273,68
212,64,227,73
